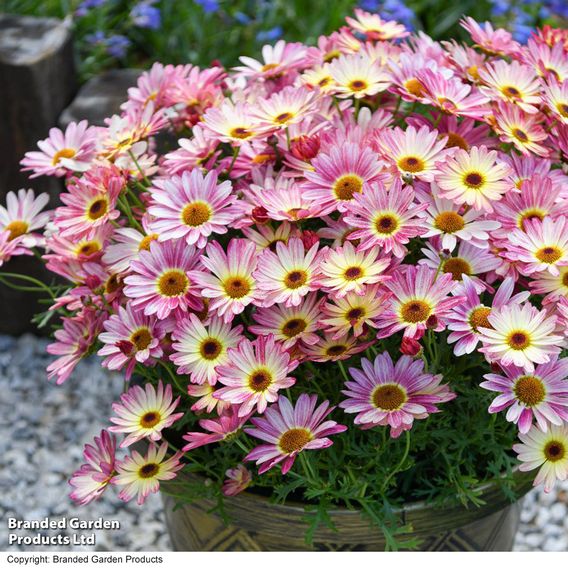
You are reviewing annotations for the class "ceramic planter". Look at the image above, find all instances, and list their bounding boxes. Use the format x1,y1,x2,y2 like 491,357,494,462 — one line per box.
162,470,534,551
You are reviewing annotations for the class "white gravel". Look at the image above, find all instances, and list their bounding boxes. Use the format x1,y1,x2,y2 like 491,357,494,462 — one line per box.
0,333,566,551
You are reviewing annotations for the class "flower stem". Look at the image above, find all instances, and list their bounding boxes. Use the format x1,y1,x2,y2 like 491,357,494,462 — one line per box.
381,430,411,493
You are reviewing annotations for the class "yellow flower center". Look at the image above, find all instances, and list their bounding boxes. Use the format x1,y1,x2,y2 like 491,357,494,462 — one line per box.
502,85,521,99
544,441,566,462
469,306,492,332
514,375,546,407
400,299,431,323
519,209,545,230
556,103,568,119
261,63,279,72
105,273,121,294
442,257,472,280
51,147,76,166
507,330,531,351
200,338,222,360
130,328,152,351
223,276,251,299
138,463,160,479
157,269,189,297
274,112,294,124
279,428,312,454
248,368,273,392
138,234,159,251
139,411,161,428
323,50,341,63
348,79,368,92
372,384,407,411
326,344,347,357
333,174,363,201
346,307,365,322
76,241,101,257
87,198,108,221
282,318,307,338
404,78,425,97
343,266,364,281
374,213,399,235
434,211,465,234
284,270,308,290
536,246,562,264
463,171,485,189
5,220,29,240
182,201,211,227
513,128,529,143
398,155,425,174
229,127,252,140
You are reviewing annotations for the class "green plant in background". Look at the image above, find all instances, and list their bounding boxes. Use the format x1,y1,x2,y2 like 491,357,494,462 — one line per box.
2,0,566,82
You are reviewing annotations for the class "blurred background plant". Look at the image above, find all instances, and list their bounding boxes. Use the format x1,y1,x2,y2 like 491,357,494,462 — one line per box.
2,0,567,82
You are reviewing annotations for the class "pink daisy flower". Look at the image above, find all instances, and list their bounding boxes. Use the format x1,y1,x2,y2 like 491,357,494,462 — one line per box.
222,465,252,496
202,100,264,145
447,275,529,356
112,442,184,505
513,423,568,493
162,125,221,175
193,239,261,322
376,265,462,339
340,352,455,438
328,52,391,99
300,333,372,362
302,142,385,215
97,303,167,380
186,383,231,415
542,80,568,125
0,230,31,266
254,238,322,308
245,394,347,474
378,125,449,182
435,146,513,213
20,120,99,178
124,239,202,320
170,313,244,385
215,335,298,417
252,86,318,130
0,189,50,247
346,8,409,41
460,17,520,57
55,166,123,239
234,40,308,80
319,241,390,298
249,293,322,349
478,303,563,372
343,180,427,258
148,169,238,248
182,406,252,451
109,381,183,447
69,430,116,506
504,217,568,277
481,357,568,434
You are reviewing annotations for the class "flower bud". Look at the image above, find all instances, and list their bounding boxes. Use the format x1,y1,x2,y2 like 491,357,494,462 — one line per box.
252,206,270,224
300,230,319,249
400,337,422,357
290,134,320,161
426,315,439,329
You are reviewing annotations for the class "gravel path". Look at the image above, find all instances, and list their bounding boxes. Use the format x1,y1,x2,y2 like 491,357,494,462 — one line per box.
0,334,566,552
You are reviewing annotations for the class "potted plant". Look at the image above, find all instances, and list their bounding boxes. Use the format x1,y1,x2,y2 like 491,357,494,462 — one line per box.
2,9,568,552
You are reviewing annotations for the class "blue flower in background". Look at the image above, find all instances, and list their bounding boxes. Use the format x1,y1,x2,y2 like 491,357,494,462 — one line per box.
195,0,220,13
234,11,252,24
106,35,131,58
76,0,106,18
256,26,283,42
131,1,162,30
85,30,107,45
357,0,415,29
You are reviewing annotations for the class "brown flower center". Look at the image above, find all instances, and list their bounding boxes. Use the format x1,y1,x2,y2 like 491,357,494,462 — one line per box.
507,330,531,351
346,307,365,321
544,441,566,462
139,463,159,479
434,211,465,234
248,369,273,392
519,209,545,230
556,103,568,119
87,198,108,221
138,234,159,251
77,241,101,257
536,246,562,264
333,174,363,201
130,328,152,351
282,318,307,338
326,344,347,357
513,128,529,142
279,428,312,454
223,276,251,299
374,214,399,235
463,171,485,189
445,132,469,151
158,269,189,297
200,338,222,360
105,273,122,294
51,147,76,166
469,306,492,332
398,155,425,174
349,79,368,92
514,375,546,407
502,85,521,99
275,112,293,124
372,384,407,411
140,411,161,428
400,300,431,323
443,257,472,280
5,220,29,240
229,127,252,140
284,270,308,290
343,266,363,281
182,202,211,227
